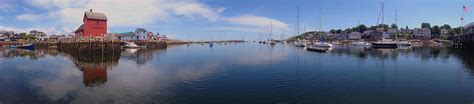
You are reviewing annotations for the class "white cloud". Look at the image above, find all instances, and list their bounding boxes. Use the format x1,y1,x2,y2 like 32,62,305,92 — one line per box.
25,0,225,27
0,26,69,35
207,26,262,32
16,0,291,37
226,14,289,30
0,2,14,12
16,14,44,21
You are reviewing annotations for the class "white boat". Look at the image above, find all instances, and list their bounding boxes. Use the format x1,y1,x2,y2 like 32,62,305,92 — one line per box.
397,40,412,46
306,46,329,52
123,42,144,48
306,42,333,52
312,42,333,48
352,41,371,47
294,41,305,47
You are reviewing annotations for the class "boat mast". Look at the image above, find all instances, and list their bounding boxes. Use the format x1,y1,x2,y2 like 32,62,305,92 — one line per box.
395,9,398,40
382,2,384,27
297,4,300,39
270,22,273,40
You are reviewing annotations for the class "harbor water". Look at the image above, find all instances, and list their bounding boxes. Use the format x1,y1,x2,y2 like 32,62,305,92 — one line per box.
0,43,474,104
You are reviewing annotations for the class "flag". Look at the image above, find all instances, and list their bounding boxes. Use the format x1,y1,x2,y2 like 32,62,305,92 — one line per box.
464,5,469,13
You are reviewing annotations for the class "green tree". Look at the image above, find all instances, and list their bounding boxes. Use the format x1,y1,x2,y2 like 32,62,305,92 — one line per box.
336,29,342,34
23,34,36,39
441,24,451,29
421,23,431,28
369,26,377,30
377,24,389,31
329,29,336,34
390,23,398,29
431,25,440,37
344,28,352,33
356,24,368,33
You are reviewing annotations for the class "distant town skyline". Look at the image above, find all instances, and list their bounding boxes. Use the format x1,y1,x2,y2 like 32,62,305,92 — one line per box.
0,0,473,40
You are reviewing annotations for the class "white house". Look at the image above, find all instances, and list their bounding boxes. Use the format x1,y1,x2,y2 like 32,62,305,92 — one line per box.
116,28,155,41
30,30,48,41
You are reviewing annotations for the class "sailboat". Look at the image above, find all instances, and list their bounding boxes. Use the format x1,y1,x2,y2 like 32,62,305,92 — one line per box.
306,8,333,52
269,22,276,46
371,2,398,49
293,4,306,47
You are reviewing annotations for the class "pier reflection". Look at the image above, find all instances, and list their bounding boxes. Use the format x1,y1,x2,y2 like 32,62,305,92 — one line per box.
60,47,120,87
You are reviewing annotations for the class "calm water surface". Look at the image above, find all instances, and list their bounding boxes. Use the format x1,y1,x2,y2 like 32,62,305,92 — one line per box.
1,43,474,104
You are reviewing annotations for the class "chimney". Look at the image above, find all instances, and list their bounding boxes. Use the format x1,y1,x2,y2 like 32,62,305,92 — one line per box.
89,9,93,12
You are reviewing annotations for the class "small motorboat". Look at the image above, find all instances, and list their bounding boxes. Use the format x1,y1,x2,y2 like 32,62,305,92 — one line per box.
352,41,371,47
294,41,305,47
10,44,35,50
312,42,333,48
306,46,329,52
123,42,144,48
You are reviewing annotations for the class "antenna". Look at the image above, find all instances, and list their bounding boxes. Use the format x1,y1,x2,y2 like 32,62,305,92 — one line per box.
395,9,398,25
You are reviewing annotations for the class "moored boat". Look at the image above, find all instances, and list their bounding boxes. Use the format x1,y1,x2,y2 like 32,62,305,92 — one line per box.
312,42,333,48
306,45,330,52
372,39,398,49
352,41,371,47
294,41,305,47
10,44,35,50
123,42,144,48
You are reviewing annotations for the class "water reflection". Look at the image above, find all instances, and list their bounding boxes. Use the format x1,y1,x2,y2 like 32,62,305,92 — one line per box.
2,44,474,103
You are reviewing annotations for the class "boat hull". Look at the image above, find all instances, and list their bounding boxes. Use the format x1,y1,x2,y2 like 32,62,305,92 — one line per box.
371,43,398,49
306,46,329,52
11,44,35,50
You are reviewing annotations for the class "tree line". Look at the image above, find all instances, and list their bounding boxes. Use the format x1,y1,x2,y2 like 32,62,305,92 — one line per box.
328,23,462,38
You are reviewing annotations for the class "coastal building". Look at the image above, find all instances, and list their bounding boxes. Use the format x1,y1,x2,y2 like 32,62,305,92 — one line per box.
348,32,362,40
29,30,48,41
116,28,155,41
361,30,375,40
440,28,449,39
400,28,413,34
413,28,431,40
75,9,107,37
0,31,14,41
362,28,384,41
387,29,397,38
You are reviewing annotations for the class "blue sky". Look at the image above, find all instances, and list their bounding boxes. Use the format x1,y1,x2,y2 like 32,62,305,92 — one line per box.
0,0,472,41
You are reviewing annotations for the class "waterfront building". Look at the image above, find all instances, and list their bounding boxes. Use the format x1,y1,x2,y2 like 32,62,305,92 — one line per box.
387,29,397,38
440,28,449,39
75,9,107,37
29,30,48,41
0,31,14,41
348,32,362,40
116,28,156,41
413,28,431,40
362,28,384,41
